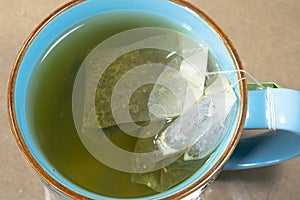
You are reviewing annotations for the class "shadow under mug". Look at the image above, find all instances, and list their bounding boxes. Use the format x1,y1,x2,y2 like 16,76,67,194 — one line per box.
7,0,300,199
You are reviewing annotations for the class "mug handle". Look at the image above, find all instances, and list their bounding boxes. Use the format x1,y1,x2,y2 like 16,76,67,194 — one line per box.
224,83,300,170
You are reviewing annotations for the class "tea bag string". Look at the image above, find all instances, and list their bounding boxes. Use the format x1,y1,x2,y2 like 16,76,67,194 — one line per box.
204,69,264,89
204,69,276,131
266,87,276,131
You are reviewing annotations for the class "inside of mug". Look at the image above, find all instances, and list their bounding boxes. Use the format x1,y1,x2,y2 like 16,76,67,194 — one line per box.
13,0,244,199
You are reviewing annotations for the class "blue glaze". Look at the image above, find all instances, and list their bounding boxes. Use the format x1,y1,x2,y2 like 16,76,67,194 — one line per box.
224,131,300,170
244,90,269,129
225,88,300,170
14,0,241,199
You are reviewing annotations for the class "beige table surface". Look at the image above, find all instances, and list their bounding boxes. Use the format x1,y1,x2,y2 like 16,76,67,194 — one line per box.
1,0,299,199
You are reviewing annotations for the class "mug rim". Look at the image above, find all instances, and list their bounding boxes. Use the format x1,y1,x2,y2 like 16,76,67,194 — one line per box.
7,0,247,199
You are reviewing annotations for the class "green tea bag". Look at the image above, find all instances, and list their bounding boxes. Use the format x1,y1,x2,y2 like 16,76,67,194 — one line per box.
184,74,237,160
153,74,237,160
148,45,208,119
131,156,208,193
131,45,214,192
73,28,211,174
79,30,184,134
151,74,237,159
130,44,209,173
131,75,237,191
131,129,208,192
144,45,209,159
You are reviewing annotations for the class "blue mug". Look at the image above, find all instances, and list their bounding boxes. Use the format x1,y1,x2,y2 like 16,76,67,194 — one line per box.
8,0,300,199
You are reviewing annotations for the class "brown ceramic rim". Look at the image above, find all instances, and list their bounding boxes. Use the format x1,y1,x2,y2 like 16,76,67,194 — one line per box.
7,0,247,199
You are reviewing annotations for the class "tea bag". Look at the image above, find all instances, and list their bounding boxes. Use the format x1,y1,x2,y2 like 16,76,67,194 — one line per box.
73,28,214,174
148,74,237,163
76,27,209,137
131,74,237,192
184,74,237,160
131,156,208,193
73,27,238,191
88,35,182,130
130,44,210,172
148,45,208,118
131,50,237,192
